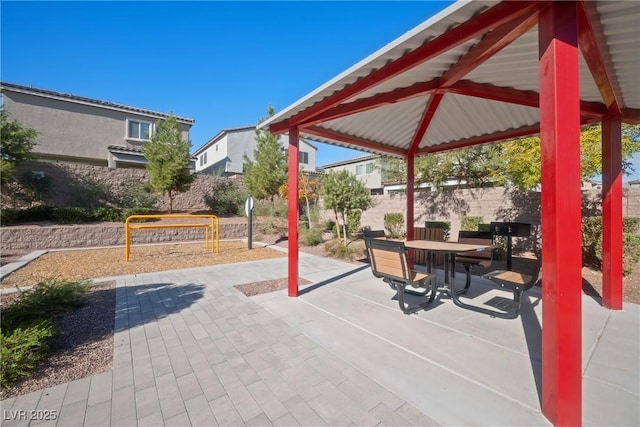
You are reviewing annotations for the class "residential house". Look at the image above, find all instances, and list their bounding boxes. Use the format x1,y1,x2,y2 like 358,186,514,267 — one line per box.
0,82,195,169
320,155,384,194
193,126,317,176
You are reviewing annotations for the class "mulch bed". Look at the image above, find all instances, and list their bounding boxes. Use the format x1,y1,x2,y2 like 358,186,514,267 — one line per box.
235,277,313,297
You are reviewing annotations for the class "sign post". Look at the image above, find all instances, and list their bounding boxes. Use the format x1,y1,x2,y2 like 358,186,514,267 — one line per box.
245,196,254,249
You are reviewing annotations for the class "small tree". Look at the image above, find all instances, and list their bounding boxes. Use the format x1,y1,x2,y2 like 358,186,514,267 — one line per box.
278,169,320,228
243,105,287,201
320,170,374,244
1,111,38,186
142,114,194,213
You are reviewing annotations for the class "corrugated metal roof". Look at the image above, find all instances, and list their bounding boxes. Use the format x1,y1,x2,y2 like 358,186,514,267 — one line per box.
261,1,640,158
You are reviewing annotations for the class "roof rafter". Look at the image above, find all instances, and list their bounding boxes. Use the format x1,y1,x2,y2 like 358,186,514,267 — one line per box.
577,0,623,115
440,8,539,87
296,79,440,129
268,1,541,134
409,93,444,156
448,80,609,118
304,126,406,157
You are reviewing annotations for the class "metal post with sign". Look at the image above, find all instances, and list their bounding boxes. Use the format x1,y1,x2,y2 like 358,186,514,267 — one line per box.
245,196,254,249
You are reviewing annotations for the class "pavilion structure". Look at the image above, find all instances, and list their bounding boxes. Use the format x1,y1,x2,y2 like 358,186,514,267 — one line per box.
260,1,639,425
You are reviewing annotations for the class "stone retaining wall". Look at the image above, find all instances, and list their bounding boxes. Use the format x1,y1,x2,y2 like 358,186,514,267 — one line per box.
1,223,247,250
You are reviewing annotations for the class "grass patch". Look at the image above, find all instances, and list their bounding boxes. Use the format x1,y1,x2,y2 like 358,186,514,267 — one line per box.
325,239,366,261
1,279,89,389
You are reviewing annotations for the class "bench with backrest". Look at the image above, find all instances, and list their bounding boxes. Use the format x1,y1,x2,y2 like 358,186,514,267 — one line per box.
365,237,437,315
456,231,494,294
413,226,445,267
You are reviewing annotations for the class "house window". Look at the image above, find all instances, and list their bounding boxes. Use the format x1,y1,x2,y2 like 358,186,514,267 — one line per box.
299,152,309,165
366,163,374,174
127,119,152,141
200,152,207,166
355,165,364,175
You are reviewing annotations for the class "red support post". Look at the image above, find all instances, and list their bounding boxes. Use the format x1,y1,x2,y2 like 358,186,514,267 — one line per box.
602,116,623,309
288,128,299,297
406,155,415,240
538,2,582,425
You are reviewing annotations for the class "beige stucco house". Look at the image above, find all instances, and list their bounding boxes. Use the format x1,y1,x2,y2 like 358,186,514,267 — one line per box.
0,82,195,168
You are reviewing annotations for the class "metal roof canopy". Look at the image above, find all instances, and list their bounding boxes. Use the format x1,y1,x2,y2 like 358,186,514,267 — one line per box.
261,2,638,425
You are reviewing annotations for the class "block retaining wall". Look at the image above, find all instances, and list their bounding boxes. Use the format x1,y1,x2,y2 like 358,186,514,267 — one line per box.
1,223,247,251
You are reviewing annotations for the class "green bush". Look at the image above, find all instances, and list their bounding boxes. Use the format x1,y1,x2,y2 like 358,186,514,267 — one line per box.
425,221,451,240
51,207,94,224
323,220,336,232
346,210,362,238
253,199,287,218
0,279,88,388
460,216,483,231
121,184,158,210
300,228,324,246
384,213,405,239
91,206,123,222
325,239,365,261
203,180,247,216
582,216,640,276
1,320,55,389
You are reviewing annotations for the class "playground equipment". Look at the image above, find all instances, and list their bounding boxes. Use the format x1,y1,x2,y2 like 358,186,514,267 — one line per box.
125,214,219,261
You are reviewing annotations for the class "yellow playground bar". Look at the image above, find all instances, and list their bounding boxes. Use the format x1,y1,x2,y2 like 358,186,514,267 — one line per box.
124,214,219,261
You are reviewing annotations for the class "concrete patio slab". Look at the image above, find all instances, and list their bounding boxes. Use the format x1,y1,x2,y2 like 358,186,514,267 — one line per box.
1,253,638,426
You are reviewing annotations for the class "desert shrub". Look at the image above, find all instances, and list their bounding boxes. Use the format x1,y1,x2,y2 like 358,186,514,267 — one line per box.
346,210,362,237
582,216,640,276
51,207,94,224
1,320,55,389
323,220,336,232
325,239,365,261
460,216,483,231
203,180,247,216
253,198,287,218
91,206,123,222
384,213,405,239
624,217,640,234
300,228,324,246
121,184,158,210
0,279,88,388
1,279,89,330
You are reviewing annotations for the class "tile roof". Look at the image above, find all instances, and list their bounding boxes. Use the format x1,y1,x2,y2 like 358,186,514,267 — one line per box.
1,82,194,124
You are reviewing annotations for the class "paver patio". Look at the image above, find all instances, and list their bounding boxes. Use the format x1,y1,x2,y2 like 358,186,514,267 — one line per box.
1,251,638,426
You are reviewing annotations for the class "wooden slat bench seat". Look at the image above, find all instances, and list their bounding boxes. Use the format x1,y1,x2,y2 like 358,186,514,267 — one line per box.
478,270,535,319
456,231,494,294
365,237,437,315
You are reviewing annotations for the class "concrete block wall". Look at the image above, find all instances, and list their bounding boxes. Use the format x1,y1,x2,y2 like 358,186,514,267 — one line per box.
0,223,247,251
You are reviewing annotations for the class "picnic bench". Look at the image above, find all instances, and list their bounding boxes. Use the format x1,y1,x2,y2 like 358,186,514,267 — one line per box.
365,237,437,315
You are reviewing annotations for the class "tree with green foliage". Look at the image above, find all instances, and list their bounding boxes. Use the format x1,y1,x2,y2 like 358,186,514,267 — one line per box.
243,105,287,200
501,124,640,189
378,124,640,191
320,170,374,244
142,114,194,213
0,110,38,186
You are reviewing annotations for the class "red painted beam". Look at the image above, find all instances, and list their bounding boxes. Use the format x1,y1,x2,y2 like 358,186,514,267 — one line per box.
415,124,541,155
448,80,608,118
287,127,300,297
269,1,541,134
577,1,623,115
406,154,415,241
296,80,440,129
602,116,623,309
304,126,406,158
440,10,539,87
408,93,444,156
622,108,640,124
538,3,582,425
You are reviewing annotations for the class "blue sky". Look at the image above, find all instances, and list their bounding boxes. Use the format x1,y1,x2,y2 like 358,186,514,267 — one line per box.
1,1,453,167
